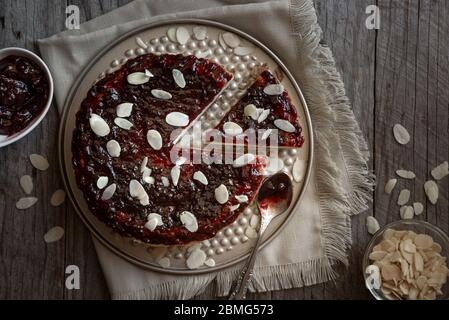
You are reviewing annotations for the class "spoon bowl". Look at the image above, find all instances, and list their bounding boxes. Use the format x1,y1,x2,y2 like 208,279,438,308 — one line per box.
257,172,293,216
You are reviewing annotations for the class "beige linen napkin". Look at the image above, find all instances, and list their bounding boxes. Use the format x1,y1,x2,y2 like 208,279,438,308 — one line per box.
38,0,373,299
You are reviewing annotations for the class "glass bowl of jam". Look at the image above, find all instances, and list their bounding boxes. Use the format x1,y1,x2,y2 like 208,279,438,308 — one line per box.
0,47,54,147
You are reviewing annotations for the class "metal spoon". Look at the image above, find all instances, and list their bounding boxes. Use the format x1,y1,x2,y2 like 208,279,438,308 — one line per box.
229,172,294,300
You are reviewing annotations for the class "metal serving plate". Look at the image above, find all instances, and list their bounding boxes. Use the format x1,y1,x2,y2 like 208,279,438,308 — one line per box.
59,19,313,274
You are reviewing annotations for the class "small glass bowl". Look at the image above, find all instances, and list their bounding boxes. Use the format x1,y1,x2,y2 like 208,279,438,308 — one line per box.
362,219,449,300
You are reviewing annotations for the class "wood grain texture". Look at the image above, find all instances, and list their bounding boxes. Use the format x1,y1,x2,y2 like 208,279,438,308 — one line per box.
0,0,448,300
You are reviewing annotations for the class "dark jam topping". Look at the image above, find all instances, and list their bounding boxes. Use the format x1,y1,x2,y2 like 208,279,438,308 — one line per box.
217,70,304,147
0,55,49,136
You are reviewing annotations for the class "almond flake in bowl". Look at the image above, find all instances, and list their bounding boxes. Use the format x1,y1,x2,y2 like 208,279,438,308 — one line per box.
363,220,449,300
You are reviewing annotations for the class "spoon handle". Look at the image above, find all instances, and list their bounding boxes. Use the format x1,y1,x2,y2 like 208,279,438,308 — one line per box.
229,215,272,300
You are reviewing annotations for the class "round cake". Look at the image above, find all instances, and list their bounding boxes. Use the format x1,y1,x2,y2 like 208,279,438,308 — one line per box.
72,53,303,245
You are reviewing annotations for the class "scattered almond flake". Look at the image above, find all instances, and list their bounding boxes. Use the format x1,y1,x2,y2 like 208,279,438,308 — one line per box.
101,184,116,200
139,193,149,206
413,202,424,215
244,104,259,120
172,69,186,88
218,33,228,49
250,215,260,228
235,195,249,203
167,27,177,42
29,154,50,171
129,179,146,199
142,167,152,180
204,258,216,267
195,49,211,59
176,26,190,45
424,180,438,205
44,226,64,243
97,176,109,189
140,157,149,173
145,213,163,231
245,227,258,239
431,161,449,180
114,118,133,130
171,165,181,187
400,206,414,220
230,204,240,212
187,243,202,253
180,211,198,232
366,216,380,235
135,36,148,49
233,154,256,168
193,171,208,185
165,112,189,127
264,157,284,175
274,119,296,133
16,197,38,210
106,140,121,157
261,129,273,141
116,103,133,118
222,32,240,48
257,109,270,123
89,114,110,137
145,69,154,78
292,158,306,183
161,177,170,187
186,248,207,269
415,234,434,250
396,170,416,179
50,189,66,207
146,129,163,150
127,71,151,85
193,26,207,40
175,157,188,166
384,179,397,194
234,46,254,56
151,89,172,100
393,124,410,145
223,122,243,136
20,175,33,194
215,184,229,204
264,84,284,96
144,176,155,184
202,240,211,247
397,189,411,206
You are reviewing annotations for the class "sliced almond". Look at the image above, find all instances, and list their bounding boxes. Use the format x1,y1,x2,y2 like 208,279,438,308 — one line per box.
97,176,109,189
114,118,133,130
415,234,434,250
413,202,424,215
245,227,258,239
193,171,208,185
257,109,270,123
215,184,229,204
424,180,438,205
145,213,163,231
161,177,170,187
172,69,186,88
116,103,133,118
146,129,163,151
171,166,181,187
180,211,198,232
396,170,416,179
233,154,255,168
230,204,240,212
158,257,171,268
129,180,146,199
167,27,177,42
223,122,243,136
264,84,284,95
204,258,216,267
20,175,33,194
151,89,172,100
234,46,254,56
393,124,410,145
244,104,259,120
292,158,306,183
366,216,380,235
140,157,149,173
44,226,64,243
50,189,66,207
397,189,411,206
195,50,211,59
193,26,207,40
431,161,449,180
89,114,110,137
16,197,38,210
261,129,273,141
218,33,228,49
106,140,121,157
165,112,189,127
176,27,190,45
384,179,397,194
101,183,116,200
222,32,240,48
186,248,207,269
29,154,50,171
369,251,388,261
400,206,414,220
235,195,249,203
135,37,148,49
274,119,296,133
127,72,151,85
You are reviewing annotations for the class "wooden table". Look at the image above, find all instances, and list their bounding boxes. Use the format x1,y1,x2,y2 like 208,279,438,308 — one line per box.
0,0,447,300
